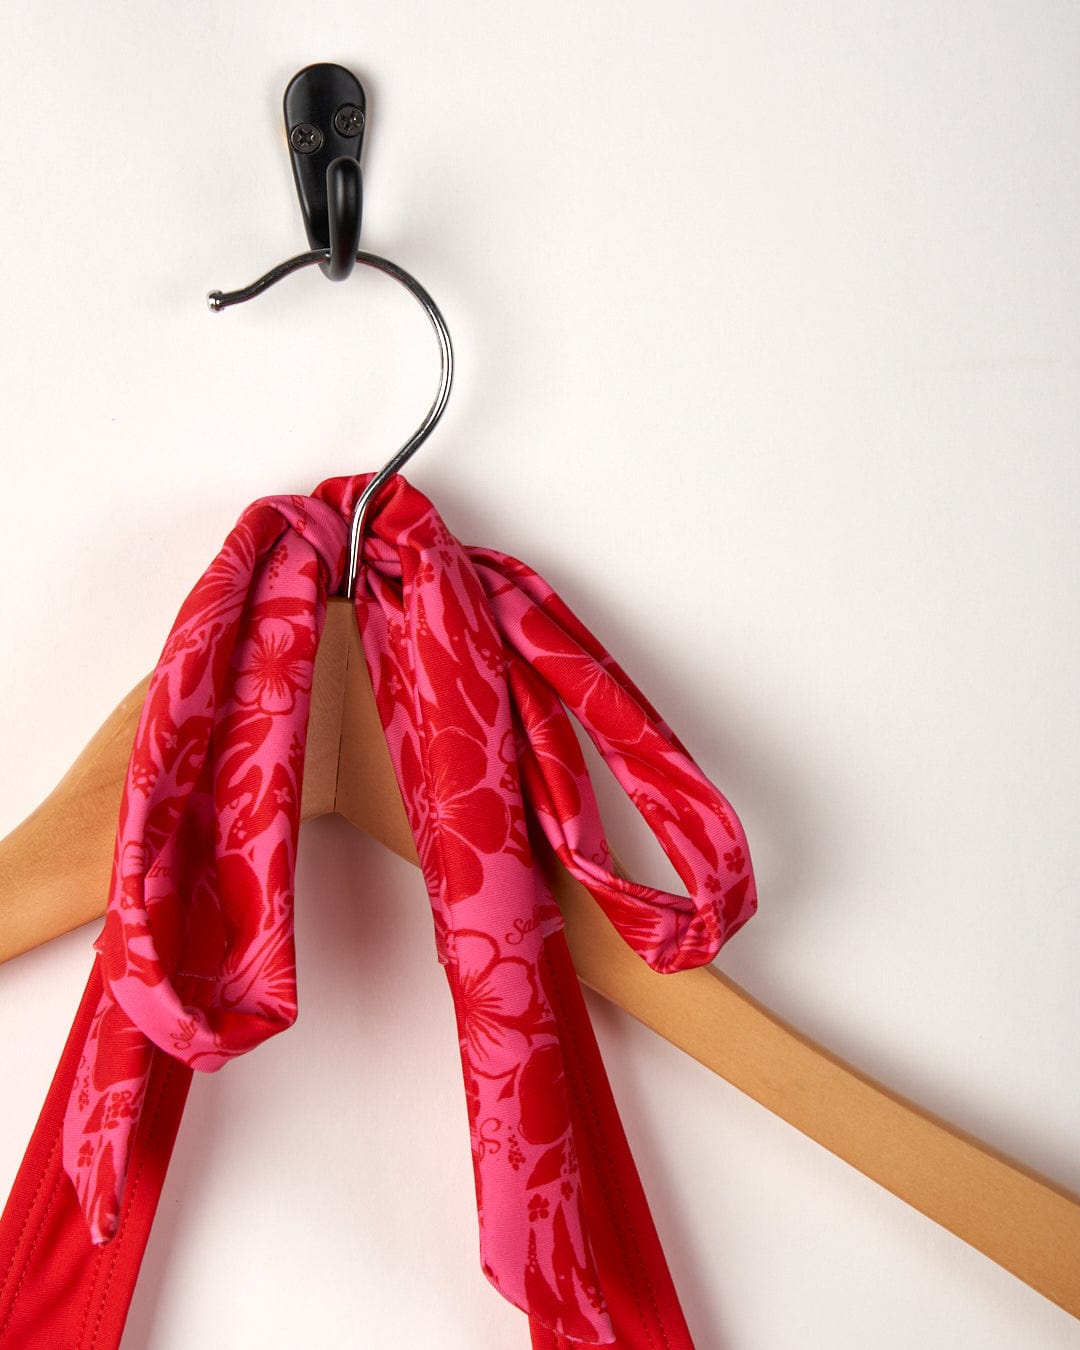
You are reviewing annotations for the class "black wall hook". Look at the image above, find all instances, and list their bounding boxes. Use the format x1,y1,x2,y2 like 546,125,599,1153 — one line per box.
284,63,366,281
208,61,454,594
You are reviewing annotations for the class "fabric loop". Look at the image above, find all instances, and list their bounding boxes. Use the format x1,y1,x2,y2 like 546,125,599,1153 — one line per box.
472,549,755,973
66,492,348,1242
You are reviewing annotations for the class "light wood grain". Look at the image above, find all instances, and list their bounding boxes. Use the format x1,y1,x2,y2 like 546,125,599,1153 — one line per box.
1,597,1077,1319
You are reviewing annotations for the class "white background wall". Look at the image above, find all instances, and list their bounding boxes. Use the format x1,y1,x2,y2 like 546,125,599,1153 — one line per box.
0,4,1077,1347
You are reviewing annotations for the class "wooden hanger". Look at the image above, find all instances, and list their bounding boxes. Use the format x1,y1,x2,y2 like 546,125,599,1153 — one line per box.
1,595,1077,1321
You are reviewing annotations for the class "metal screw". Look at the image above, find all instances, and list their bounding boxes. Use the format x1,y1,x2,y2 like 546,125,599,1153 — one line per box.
334,104,365,137
290,122,323,154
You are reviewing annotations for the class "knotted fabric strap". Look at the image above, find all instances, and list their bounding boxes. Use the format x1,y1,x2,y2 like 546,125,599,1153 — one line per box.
41,473,754,1344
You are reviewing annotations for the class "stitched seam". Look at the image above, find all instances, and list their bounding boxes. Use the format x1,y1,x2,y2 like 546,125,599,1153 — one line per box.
85,1050,177,1349
75,1241,106,1347
0,1129,61,1309
544,943,670,1350
0,1132,66,1342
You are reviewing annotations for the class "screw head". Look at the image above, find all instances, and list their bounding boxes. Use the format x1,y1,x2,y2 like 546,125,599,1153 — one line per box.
290,122,324,154
334,104,365,138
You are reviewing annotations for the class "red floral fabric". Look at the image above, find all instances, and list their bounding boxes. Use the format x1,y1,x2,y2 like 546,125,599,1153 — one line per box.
56,473,756,1344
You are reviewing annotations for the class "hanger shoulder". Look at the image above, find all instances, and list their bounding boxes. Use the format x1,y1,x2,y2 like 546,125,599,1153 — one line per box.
0,600,356,967
549,856,1080,1322
0,675,149,965
327,631,1080,1319
2,605,1078,1321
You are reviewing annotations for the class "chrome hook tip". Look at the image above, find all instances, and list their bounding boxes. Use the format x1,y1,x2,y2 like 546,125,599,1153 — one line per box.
206,290,225,313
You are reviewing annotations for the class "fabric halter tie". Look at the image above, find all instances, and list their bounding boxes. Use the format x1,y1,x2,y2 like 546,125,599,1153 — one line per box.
61,473,757,1344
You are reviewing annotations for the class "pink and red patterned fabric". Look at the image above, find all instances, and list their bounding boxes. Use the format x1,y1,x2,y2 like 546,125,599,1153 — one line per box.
3,474,755,1346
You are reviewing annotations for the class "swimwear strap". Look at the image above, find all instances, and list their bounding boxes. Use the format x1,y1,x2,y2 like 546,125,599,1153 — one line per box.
0,473,756,1346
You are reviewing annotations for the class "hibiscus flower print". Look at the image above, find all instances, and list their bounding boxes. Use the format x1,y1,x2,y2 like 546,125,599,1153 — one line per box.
528,1194,550,1222
452,929,551,1075
519,605,651,750
233,618,312,715
503,660,584,822
426,727,512,901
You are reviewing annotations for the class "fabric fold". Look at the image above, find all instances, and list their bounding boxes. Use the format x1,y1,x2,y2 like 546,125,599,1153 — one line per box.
60,472,756,1345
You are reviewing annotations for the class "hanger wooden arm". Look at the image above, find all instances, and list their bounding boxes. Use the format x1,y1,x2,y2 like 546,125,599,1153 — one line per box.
0,674,152,966
1,597,1078,1320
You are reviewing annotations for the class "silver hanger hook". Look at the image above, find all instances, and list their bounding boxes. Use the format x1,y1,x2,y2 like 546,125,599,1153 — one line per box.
207,246,454,599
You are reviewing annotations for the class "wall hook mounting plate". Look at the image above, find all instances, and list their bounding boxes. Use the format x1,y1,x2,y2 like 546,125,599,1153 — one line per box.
283,62,366,281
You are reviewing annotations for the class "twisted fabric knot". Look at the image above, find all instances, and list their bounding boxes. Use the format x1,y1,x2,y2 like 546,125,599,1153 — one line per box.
63,473,756,1344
